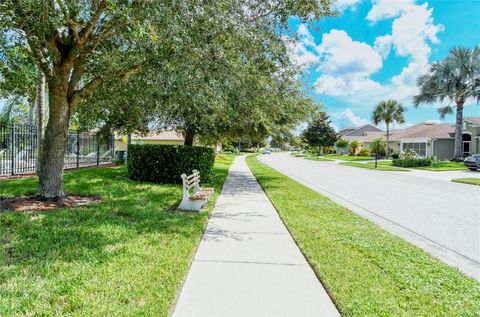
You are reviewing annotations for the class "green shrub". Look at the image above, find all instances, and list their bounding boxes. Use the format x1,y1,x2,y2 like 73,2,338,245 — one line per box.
392,157,432,167
358,147,371,157
127,144,215,183
370,138,386,156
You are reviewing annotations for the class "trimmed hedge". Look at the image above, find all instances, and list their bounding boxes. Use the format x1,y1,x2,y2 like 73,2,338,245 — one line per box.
392,157,432,167
127,144,215,184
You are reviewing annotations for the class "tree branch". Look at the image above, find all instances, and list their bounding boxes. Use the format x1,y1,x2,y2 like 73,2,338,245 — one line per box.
55,0,80,42
69,64,142,109
10,1,54,76
25,34,54,77
77,0,107,46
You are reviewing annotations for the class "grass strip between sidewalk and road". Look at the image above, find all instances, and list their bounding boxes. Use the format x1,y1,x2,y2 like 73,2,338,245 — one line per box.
0,155,234,316
323,154,375,161
451,178,480,186
415,160,467,171
340,161,410,172
246,155,480,317
368,160,467,171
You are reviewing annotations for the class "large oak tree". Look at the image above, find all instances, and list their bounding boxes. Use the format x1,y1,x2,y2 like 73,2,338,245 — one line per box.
1,1,175,198
1,0,333,198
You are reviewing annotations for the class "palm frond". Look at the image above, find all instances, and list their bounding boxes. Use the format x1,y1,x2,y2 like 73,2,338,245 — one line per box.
437,106,453,119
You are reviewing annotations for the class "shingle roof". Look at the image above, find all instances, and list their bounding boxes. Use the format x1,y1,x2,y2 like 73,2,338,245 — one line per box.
338,128,356,136
343,122,455,142
465,117,480,125
115,130,184,141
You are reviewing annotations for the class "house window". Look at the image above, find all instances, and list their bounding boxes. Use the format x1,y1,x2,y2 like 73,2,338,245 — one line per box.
402,142,427,156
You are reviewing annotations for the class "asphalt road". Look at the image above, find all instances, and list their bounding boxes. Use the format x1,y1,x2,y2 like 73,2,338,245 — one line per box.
258,153,480,280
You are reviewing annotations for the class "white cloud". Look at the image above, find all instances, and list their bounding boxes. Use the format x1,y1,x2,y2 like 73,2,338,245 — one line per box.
285,25,319,68
332,108,369,129
380,2,443,92
335,0,362,12
297,24,316,47
392,61,427,87
314,30,383,96
315,75,381,97
323,1,444,106
366,0,416,23
374,34,392,59
286,40,319,67
316,30,382,76
390,3,443,62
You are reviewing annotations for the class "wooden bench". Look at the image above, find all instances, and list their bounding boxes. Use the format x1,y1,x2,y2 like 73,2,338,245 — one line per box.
178,170,214,211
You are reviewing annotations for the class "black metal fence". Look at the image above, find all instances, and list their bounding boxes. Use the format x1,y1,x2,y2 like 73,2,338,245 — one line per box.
0,122,114,176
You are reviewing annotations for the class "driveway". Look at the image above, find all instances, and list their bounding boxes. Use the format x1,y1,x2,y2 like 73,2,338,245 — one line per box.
258,153,480,280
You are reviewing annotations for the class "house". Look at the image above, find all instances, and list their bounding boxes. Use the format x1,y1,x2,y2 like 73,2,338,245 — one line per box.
339,117,480,160
336,124,382,153
338,124,382,137
463,117,480,156
114,130,184,151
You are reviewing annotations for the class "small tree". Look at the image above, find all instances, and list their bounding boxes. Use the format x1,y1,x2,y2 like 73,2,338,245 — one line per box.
302,112,338,154
372,100,405,156
370,138,386,156
349,140,361,156
335,139,349,155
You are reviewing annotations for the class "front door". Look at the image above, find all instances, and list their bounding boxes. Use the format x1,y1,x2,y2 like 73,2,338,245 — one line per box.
462,133,472,157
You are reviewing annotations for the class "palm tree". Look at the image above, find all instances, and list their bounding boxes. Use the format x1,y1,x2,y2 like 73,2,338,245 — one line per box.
349,140,361,156
413,46,480,160
372,100,406,156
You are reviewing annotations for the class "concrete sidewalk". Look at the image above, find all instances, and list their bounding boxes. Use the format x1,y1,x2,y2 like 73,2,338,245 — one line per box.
171,156,339,317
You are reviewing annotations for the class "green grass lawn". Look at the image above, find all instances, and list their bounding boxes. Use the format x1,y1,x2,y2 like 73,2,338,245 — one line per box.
324,154,375,161
0,157,234,316
246,155,480,316
304,153,334,161
369,160,467,171
451,178,480,186
340,161,409,172
416,161,467,171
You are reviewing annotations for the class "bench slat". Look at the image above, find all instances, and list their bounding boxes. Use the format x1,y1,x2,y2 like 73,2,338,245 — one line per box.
186,174,198,180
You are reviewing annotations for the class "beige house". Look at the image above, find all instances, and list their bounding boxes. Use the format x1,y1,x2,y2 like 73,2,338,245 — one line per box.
115,130,184,151
340,117,480,160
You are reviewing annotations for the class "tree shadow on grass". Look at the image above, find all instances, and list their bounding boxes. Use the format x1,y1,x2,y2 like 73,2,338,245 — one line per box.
0,166,208,281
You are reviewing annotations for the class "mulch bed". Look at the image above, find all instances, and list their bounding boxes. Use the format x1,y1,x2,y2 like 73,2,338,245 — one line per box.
0,195,102,212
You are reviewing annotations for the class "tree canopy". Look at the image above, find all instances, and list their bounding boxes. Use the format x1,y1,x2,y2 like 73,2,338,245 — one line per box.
0,0,334,198
73,0,327,145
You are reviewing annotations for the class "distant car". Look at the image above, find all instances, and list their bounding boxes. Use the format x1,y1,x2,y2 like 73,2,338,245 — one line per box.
264,148,271,154
464,154,480,171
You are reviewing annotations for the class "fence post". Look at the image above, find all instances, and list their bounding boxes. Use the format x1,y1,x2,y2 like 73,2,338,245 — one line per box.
76,130,80,168
11,123,15,175
96,133,100,166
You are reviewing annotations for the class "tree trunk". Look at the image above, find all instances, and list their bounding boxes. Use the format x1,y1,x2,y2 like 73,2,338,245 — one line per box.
453,102,464,160
27,98,35,126
37,71,70,199
386,123,390,157
184,129,195,146
36,72,46,172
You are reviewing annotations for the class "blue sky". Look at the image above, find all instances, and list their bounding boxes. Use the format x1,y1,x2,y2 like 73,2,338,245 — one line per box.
287,0,480,131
